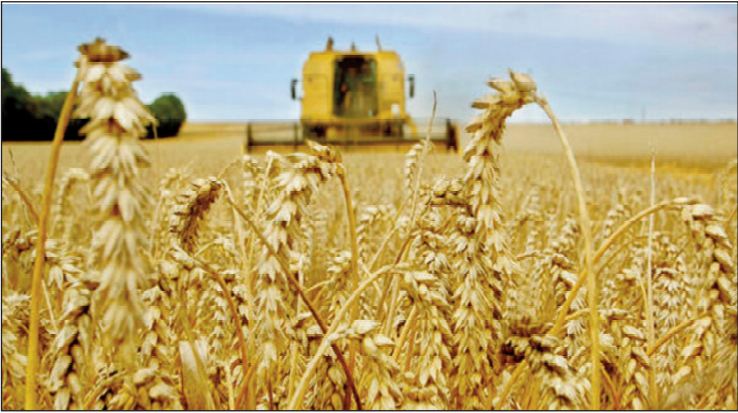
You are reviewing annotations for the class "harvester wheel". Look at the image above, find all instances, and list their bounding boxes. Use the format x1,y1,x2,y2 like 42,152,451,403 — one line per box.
446,119,459,152
303,123,326,141
382,121,404,138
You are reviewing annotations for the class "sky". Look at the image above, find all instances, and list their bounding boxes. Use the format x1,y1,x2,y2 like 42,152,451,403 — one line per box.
1,2,736,122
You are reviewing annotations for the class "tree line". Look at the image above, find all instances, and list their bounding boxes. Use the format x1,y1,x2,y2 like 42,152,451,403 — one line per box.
2,67,187,141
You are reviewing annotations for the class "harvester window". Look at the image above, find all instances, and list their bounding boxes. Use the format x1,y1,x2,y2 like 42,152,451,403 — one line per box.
334,57,378,118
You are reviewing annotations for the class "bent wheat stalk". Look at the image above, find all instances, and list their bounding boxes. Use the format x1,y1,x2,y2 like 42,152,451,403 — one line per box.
24,54,85,410
534,95,599,409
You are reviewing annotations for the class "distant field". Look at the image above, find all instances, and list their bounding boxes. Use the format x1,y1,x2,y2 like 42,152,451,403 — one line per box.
167,120,738,169
4,121,734,179
500,122,738,170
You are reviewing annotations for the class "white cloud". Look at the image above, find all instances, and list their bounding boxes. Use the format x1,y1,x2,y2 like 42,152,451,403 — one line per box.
172,3,737,53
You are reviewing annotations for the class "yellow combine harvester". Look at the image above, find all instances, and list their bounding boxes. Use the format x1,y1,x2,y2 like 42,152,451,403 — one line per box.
244,37,459,152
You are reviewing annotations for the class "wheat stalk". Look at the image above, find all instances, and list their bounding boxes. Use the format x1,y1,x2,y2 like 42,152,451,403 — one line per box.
23,42,85,410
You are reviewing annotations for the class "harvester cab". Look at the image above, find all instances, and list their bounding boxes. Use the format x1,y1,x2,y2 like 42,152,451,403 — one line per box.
245,37,458,152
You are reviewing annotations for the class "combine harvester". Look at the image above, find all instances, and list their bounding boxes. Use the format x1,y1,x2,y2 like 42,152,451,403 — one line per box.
244,37,459,152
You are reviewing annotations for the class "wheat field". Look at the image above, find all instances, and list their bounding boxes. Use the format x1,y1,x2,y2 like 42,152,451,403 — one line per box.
2,40,737,411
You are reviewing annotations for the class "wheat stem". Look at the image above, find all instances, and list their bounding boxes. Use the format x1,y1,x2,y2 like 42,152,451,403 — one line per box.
727,204,737,223
2,174,39,223
226,193,364,410
495,360,529,409
177,295,216,409
392,306,418,360
408,92,437,226
287,267,397,409
338,169,362,407
551,198,689,335
24,61,83,410
647,313,705,356
189,255,250,388
645,143,658,407
535,96,599,409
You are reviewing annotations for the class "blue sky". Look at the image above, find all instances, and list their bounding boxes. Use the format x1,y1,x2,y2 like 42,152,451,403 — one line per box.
2,3,736,122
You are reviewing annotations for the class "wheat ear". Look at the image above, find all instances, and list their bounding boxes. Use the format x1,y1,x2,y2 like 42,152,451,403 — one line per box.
75,38,156,357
